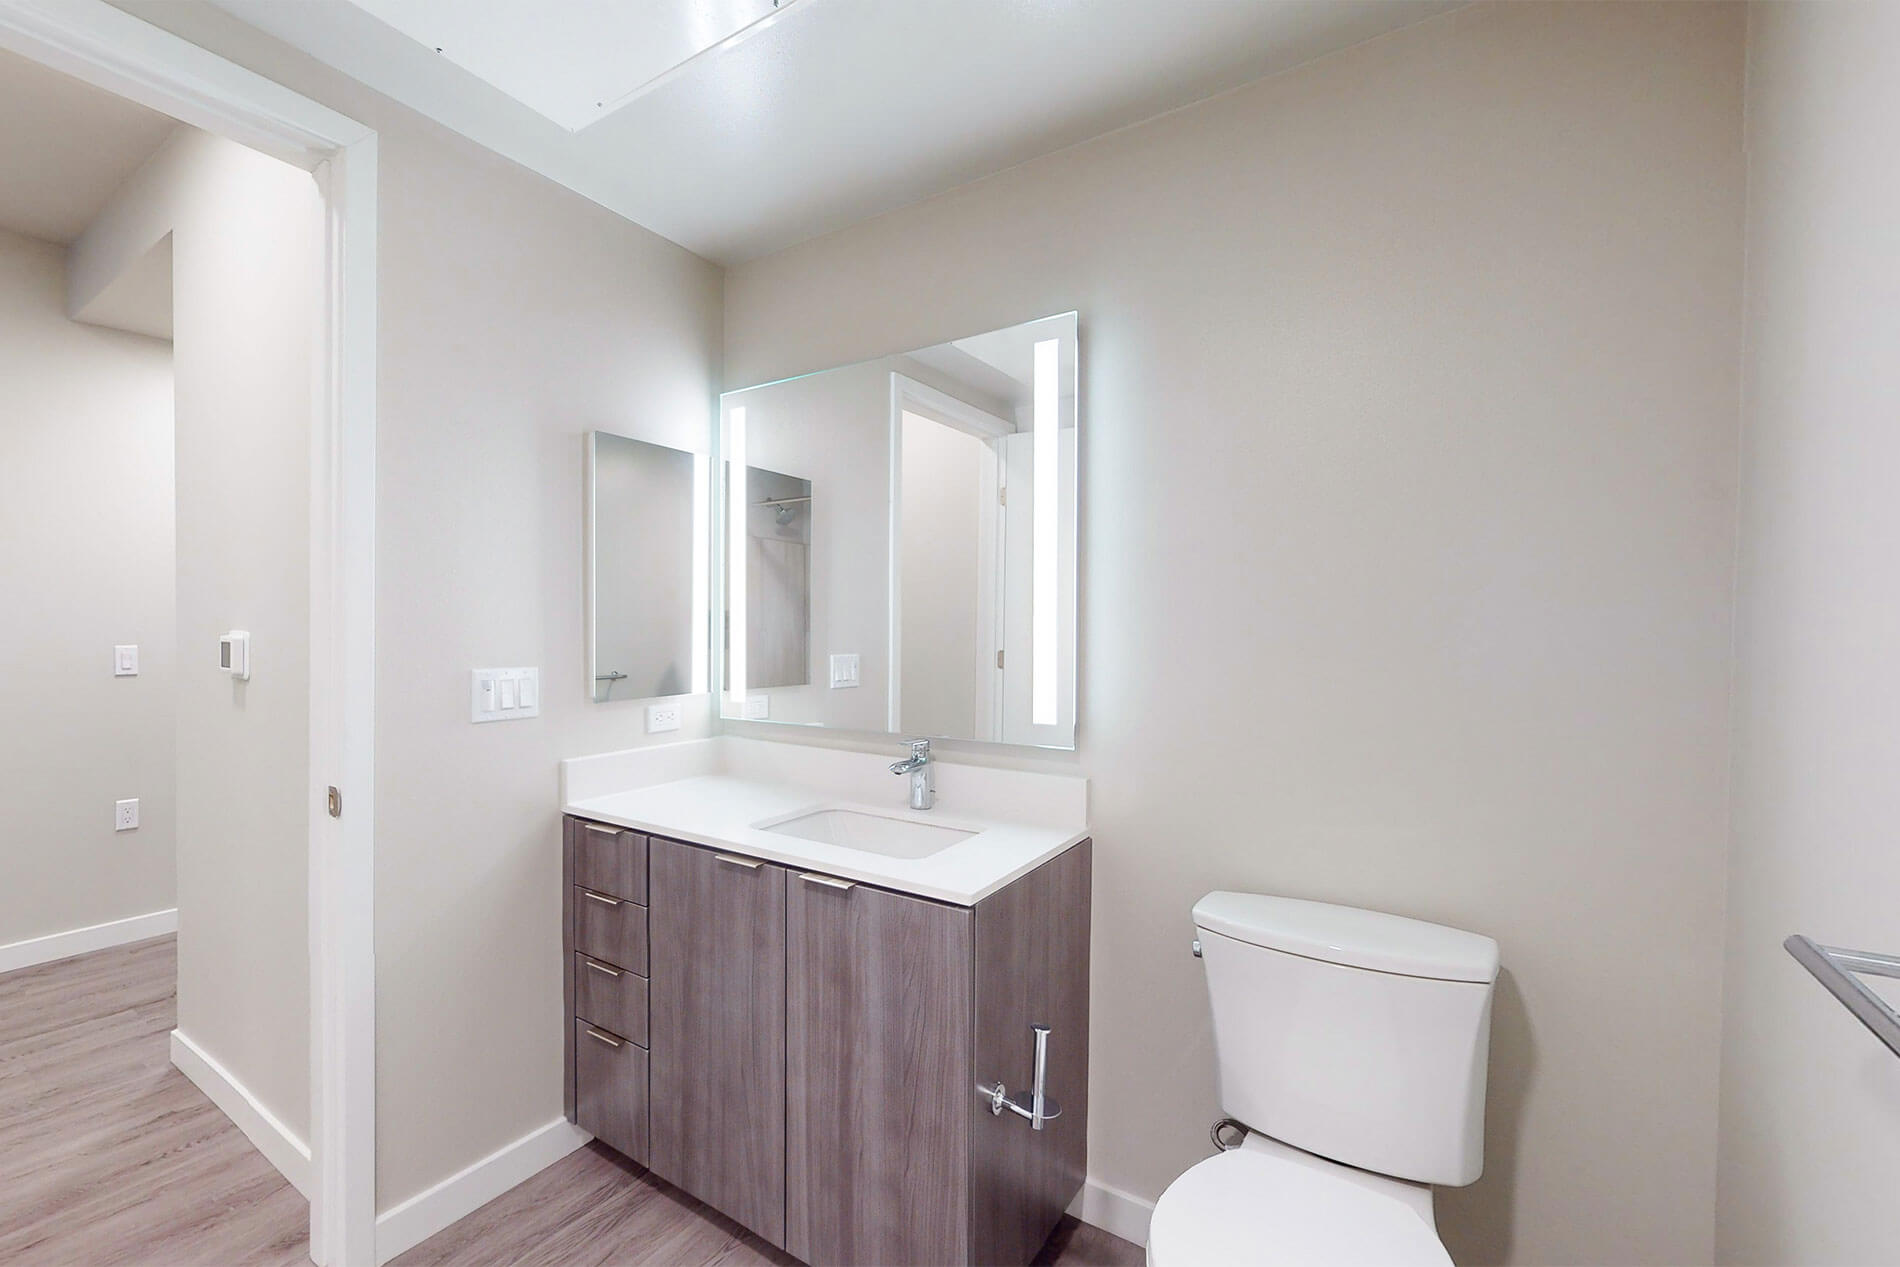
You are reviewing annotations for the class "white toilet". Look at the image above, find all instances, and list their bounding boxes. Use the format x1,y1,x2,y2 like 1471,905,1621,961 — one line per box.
1148,892,1500,1266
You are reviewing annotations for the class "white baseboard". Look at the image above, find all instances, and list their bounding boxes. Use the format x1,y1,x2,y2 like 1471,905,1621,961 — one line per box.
1069,1175,1156,1248
0,907,178,975
170,1029,313,1198
375,1116,591,1264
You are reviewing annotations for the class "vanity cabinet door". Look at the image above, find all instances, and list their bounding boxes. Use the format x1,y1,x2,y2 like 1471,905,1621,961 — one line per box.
647,839,788,1247
786,872,973,1266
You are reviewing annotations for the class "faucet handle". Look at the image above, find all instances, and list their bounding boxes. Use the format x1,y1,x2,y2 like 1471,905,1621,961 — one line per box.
907,738,931,759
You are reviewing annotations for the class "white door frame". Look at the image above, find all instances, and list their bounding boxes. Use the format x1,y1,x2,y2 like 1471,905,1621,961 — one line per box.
0,4,378,1265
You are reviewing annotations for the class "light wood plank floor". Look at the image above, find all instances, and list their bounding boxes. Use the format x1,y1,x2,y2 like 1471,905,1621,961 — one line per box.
395,1139,1145,1267
0,935,309,1266
1,936,1143,1267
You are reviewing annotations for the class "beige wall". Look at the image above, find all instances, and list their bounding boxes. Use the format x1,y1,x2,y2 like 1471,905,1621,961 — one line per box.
76,123,327,1140
114,1,725,1211
370,101,720,1213
1716,4,1900,1262
725,5,1745,1263
0,227,175,949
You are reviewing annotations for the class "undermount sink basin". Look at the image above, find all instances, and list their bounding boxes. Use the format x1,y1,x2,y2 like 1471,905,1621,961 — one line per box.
762,808,977,860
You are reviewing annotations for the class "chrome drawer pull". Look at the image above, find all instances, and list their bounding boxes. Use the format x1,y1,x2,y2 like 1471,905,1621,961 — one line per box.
581,889,621,906
799,872,856,892
583,959,622,978
585,1028,622,1048
584,823,623,839
715,853,763,871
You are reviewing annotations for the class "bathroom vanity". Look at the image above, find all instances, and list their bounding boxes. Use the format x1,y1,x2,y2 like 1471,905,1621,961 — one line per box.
560,738,1091,1267
566,310,1088,1263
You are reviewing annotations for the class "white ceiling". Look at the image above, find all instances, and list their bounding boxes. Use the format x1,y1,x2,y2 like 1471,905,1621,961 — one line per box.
207,0,1457,265
345,0,786,132
0,45,178,245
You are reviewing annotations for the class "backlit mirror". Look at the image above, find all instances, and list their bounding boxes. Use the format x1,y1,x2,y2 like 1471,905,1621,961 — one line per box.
587,431,709,703
717,313,1078,748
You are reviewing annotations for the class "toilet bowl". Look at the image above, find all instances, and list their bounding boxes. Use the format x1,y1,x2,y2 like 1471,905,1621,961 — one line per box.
1147,1132,1451,1267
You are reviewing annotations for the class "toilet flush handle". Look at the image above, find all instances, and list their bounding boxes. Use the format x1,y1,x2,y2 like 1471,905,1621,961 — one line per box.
1192,938,1203,958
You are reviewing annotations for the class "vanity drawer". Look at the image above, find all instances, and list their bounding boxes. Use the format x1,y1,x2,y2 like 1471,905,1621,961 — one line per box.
572,821,647,904
575,953,648,1048
575,1018,648,1166
574,887,648,975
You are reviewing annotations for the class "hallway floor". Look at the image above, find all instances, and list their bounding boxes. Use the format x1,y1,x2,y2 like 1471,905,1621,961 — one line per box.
0,935,309,1265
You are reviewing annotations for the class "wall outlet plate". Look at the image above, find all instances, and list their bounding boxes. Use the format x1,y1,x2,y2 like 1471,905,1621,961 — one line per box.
646,701,682,733
471,667,541,723
829,653,861,689
743,694,770,720
115,798,139,831
114,645,139,676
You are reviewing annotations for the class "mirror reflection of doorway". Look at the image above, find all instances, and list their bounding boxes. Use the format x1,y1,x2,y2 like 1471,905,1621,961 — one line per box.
892,374,1019,743
899,407,1003,740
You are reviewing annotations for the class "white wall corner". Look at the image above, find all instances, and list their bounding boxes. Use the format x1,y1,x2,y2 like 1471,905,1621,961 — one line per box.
0,908,178,976
170,1028,313,1198
1068,1175,1155,1248
374,1117,592,1264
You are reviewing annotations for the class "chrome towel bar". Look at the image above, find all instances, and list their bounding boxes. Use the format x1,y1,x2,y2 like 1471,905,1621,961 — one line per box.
1785,934,1900,1059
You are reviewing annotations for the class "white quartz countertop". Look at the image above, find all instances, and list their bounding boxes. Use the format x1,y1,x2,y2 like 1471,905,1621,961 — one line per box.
561,739,1089,906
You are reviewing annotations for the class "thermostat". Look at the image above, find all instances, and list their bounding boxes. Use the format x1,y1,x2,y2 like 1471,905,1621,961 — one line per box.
219,630,251,681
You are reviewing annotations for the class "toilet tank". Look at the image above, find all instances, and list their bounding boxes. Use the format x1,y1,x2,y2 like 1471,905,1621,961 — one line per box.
1193,892,1499,1187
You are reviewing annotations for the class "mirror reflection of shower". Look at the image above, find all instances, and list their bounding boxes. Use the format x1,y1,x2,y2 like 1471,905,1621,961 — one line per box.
727,466,812,692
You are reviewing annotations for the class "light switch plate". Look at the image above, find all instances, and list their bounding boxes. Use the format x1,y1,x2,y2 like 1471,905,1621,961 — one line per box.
114,645,139,676
646,702,681,733
829,653,861,689
471,667,541,723
115,798,139,831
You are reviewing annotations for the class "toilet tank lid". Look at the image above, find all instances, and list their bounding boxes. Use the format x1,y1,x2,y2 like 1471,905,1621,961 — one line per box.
1193,892,1499,983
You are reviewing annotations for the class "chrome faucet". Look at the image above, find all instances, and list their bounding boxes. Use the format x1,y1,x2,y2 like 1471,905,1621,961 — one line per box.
889,738,934,810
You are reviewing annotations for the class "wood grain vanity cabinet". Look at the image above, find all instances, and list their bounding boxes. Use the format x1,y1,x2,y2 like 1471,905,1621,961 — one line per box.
564,815,1091,1267
648,839,789,1246
562,818,650,1165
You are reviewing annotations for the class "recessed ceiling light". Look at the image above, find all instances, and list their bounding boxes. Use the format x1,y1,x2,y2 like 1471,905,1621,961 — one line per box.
345,0,800,132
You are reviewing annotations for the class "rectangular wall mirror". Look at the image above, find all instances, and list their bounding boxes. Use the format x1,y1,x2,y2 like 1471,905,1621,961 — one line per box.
587,431,709,703
717,312,1078,749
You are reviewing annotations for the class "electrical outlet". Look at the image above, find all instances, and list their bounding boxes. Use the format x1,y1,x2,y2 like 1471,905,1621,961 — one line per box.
115,799,139,831
743,694,769,720
646,701,682,733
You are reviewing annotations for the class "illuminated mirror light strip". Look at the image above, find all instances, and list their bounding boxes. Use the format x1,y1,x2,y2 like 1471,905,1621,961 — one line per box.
726,406,748,710
691,452,709,694
1032,338,1059,727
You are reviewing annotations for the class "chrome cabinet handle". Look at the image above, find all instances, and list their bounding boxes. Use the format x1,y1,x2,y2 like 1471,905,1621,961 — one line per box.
581,889,621,906
981,1023,1061,1130
799,872,856,892
715,853,763,871
583,959,622,978
585,1028,622,1048
584,823,623,839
